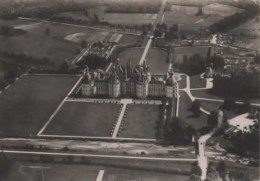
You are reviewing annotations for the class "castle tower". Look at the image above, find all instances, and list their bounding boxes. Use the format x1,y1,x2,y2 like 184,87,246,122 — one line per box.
165,62,178,98
108,66,121,98
82,65,96,96
136,61,150,99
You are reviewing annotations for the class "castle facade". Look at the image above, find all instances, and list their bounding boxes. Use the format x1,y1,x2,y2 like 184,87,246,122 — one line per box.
81,60,178,99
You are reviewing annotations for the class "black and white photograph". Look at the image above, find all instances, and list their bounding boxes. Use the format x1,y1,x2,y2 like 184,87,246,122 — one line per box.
0,0,259,180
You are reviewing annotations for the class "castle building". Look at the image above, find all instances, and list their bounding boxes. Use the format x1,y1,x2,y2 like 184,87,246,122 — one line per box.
81,59,178,99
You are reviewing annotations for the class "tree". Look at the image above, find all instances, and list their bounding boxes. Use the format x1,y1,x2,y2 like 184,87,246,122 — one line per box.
93,13,99,23
59,61,69,73
45,28,50,36
191,100,201,117
81,40,88,49
221,98,235,110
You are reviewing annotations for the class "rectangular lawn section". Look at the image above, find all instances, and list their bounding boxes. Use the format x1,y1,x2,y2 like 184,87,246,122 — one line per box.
0,75,80,137
43,102,121,137
190,75,206,89
146,48,169,74
179,91,208,130
119,104,160,139
178,75,187,89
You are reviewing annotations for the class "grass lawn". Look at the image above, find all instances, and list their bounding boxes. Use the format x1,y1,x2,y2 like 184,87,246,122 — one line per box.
6,161,189,181
7,162,100,181
179,91,208,130
119,104,160,139
190,75,206,89
103,167,188,181
146,48,168,74
0,33,80,66
43,102,121,137
178,74,187,89
118,34,139,46
199,100,223,113
0,75,79,137
117,47,143,66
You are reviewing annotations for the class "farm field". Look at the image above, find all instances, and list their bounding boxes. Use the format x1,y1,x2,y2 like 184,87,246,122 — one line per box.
233,35,260,51
0,32,80,66
179,91,208,130
119,104,160,139
202,3,244,16
43,102,121,137
0,75,80,137
117,47,144,66
104,13,157,25
146,48,168,74
170,5,199,15
163,12,223,31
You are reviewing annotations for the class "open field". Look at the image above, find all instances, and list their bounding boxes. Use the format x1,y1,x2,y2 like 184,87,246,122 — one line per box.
202,3,244,16
170,5,199,15
146,48,168,74
179,91,208,130
0,75,79,137
230,13,260,37
0,32,80,66
19,21,110,44
163,12,223,30
119,104,160,139
43,102,121,137
233,35,260,51
190,75,206,89
117,47,143,66
104,13,157,25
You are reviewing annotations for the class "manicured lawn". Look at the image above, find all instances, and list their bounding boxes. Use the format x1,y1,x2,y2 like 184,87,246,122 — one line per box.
199,100,223,113
103,168,188,181
117,47,143,66
179,91,208,130
119,104,160,139
190,75,206,89
178,75,187,89
0,75,80,137
6,161,189,181
7,163,100,181
146,48,168,74
43,102,121,137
